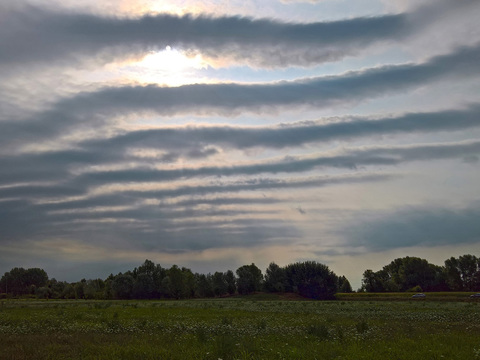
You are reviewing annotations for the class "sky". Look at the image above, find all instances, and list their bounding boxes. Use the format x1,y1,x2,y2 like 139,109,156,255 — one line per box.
1,0,480,290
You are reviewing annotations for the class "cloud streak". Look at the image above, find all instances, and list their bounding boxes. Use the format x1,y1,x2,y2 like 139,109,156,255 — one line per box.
0,5,408,68
3,44,480,152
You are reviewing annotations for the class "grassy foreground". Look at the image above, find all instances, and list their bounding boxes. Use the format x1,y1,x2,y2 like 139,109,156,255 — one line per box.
1,294,480,359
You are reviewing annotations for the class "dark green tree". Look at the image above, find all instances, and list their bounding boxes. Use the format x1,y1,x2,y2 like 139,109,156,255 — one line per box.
445,255,480,291
195,273,214,298
182,267,196,298
362,257,447,292
112,274,134,299
74,279,86,299
133,273,155,299
361,269,386,292
285,261,338,300
0,267,48,296
264,262,287,293
212,271,228,296
236,263,263,295
338,275,353,293
225,270,236,295
167,265,184,299
61,284,76,299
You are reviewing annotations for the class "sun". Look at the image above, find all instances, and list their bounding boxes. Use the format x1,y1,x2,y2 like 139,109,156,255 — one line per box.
125,46,209,86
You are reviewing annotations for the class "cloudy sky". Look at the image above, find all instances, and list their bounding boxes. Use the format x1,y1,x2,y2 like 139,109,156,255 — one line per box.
1,0,480,289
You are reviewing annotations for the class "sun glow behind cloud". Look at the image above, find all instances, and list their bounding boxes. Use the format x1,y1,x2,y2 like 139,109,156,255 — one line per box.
127,46,209,85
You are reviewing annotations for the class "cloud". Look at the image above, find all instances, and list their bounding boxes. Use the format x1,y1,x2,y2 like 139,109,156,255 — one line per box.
81,103,480,152
2,44,480,153
2,102,479,195
3,0,478,71
64,139,480,188
346,202,480,250
0,5,408,68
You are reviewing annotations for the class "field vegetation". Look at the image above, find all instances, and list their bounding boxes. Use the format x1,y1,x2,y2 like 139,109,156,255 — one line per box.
1,294,480,359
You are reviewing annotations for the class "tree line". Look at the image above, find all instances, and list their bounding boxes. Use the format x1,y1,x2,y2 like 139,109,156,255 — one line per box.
361,254,480,292
0,260,349,300
1,253,478,301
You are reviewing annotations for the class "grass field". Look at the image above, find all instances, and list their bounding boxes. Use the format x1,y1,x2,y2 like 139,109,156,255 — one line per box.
1,294,480,359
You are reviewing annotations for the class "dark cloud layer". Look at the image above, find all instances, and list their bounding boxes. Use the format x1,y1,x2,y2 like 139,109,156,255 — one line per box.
80,103,480,154
2,103,480,190
0,173,390,253
61,139,480,187
347,203,480,250
2,44,480,152
0,5,408,68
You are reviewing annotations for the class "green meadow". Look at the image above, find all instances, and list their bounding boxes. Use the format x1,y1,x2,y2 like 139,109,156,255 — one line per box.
1,294,480,360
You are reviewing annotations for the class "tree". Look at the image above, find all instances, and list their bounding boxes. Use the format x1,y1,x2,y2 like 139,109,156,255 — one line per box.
61,284,76,299
445,254,480,291
264,262,287,293
112,274,134,299
212,272,228,296
167,265,184,299
285,261,338,300
36,286,52,299
74,280,86,299
132,273,154,299
225,270,236,295
48,278,67,299
182,267,196,298
338,276,353,293
0,267,48,296
195,273,214,298
137,259,156,276
152,264,166,297
236,263,263,295
458,254,479,291
362,257,447,292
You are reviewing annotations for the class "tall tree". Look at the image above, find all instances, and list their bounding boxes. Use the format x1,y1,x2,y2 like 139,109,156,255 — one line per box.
0,267,48,296
112,273,134,299
361,269,385,292
338,275,353,293
225,270,236,295
445,254,480,291
195,273,214,298
212,271,228,296
167,265,184,299
264,262,287,293
285,261,338,300
236,263,263,295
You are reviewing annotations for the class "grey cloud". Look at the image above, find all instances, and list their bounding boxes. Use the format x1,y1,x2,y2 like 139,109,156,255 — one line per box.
3,44,480,151
0,196,299,254
36,173,392,212
346,202,480,250
0,5,408,68
4,137,477,208
83,104,480,152
3,103,479,188
1,138,477,210
0,172,389,256
72,140,480,185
